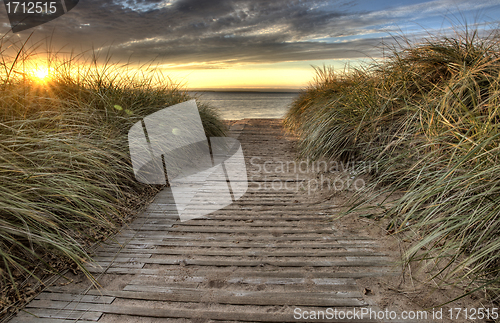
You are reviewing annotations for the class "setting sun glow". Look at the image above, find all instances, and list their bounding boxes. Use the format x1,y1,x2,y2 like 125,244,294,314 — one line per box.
31,67,50,82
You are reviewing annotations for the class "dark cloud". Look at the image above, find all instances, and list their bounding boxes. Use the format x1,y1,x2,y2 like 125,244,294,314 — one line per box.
0,0,376,64
1,0,495,66
172,0,236,16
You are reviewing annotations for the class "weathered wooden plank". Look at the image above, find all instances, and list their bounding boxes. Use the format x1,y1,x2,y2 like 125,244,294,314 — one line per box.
215,203,337,209
84,262,145,269
223,202,312,206
128,217,331,224
166,226,335,234
63,288,368,307
85,267,398,277
143,213,333,219
94,249,385,258
167,221,303,227
127,275,356,286
211,205,336,210
112,235,374,242
9,315,98,323
100,241,374,249
127,281,201,289
35,292,114,304
25,301,378,322
116,286,364,305
89,257,390,268
237,191,298,194
125,278,359,292
140,213,179,219
93,251,153,258
126,224,174,230
14,308,102,321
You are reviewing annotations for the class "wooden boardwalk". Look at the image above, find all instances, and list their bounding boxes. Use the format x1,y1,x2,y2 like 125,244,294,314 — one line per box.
11,119,398,323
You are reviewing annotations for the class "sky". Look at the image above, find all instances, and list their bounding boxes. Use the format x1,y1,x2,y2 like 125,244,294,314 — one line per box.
1,0,500,90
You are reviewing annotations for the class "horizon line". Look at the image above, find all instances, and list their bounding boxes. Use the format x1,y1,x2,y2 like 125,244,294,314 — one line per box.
187,87,302,93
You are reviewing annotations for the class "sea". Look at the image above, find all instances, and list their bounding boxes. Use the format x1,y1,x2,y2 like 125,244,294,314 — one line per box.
190,91,299,120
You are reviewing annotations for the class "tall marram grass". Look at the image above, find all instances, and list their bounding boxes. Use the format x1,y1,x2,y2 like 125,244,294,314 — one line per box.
284,25,500,300
0,37,226,312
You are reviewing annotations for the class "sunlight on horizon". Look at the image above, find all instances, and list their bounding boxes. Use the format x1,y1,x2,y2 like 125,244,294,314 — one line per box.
30,66,51,83
17,57,364,92
159,59,366,91
162,66,317,91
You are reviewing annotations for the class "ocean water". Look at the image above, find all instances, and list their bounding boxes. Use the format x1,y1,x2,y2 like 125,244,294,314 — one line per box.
191,91,299,120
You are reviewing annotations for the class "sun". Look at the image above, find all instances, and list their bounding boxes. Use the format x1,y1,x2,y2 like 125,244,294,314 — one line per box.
31,67,50,82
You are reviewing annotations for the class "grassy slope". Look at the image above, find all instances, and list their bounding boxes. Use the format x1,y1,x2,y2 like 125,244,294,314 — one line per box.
284,26,500,301
0,42,227,315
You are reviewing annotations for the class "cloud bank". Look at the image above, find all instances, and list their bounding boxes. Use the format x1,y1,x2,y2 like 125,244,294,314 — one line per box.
1,0,499,67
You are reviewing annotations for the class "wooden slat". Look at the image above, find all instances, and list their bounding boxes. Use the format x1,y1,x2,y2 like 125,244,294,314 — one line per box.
35,293,115,304
43,289,367,307
85,267,398,276
100,241,375,249
110,287,365,306
143,213,334,220
166,221,304,227
23,301,378,322
166,226,335,234
111,235,375,242
15,308,102,321
9,315,98,323
88,257,391,267
84,262,144,269
94,249,385,258
125,276,359,291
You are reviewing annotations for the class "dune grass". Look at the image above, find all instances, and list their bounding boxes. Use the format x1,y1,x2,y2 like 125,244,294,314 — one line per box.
0,37,226,313
284,25,500,301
